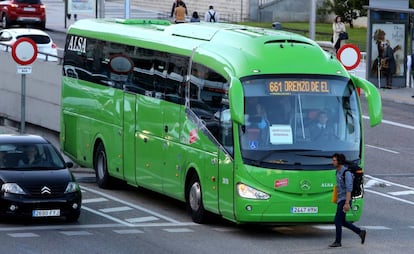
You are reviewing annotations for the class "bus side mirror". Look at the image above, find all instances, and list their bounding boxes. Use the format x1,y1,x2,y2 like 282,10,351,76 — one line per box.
229,79,244,125
350,76,382,127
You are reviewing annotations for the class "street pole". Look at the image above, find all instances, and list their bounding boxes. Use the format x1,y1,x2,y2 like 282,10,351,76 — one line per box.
20,74,26,134
125,0,130,19
240,0,243,22
309,0,316,40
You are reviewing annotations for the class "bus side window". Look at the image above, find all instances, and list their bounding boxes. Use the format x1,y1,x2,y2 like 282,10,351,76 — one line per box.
190,63,232,150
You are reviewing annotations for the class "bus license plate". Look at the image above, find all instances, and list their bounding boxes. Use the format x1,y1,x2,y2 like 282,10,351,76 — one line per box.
291,207,318,214
32,209,61,217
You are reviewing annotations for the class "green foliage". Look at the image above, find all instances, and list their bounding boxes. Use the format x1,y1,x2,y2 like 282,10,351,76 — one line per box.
320,0,369,27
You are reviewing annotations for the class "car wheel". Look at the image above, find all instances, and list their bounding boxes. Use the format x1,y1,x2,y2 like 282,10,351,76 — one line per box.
2,15,10,28
186,174,207,224
94,142,114,188
66,211,80,222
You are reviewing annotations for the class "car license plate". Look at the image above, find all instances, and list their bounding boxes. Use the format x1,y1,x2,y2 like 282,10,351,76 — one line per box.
291,207,318,214
23,7,36,11
32,209,61,217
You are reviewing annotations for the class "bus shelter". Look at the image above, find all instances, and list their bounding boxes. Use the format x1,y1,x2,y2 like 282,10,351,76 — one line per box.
365,2,414,88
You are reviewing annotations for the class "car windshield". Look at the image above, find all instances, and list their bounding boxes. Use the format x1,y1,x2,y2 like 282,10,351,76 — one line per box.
0,143,66,170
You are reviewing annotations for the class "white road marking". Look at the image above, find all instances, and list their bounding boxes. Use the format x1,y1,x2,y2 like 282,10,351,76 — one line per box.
313,225,391,230
313,225,335,230
212,227,239,232
366,175,414,191
387,190,414,196
363,115,414,130
82,197,109,203
365,144,399,154
82,205,136,227
60,231,93,236
81,186,181,223
365,189,414,206
7,233,39,237
99,206,133,213
363,226,391,230
113,229,144,234
125,216,159,223
364,175,414,206
163,228,194,233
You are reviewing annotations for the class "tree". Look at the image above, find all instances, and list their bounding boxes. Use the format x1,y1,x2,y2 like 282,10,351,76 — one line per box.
320,0,369,28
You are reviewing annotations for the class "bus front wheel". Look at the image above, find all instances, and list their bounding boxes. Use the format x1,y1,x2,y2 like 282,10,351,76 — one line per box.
94,142,113,188
187,175,207,224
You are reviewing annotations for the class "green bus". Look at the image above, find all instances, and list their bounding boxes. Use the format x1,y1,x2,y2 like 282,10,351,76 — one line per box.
61,19,382,224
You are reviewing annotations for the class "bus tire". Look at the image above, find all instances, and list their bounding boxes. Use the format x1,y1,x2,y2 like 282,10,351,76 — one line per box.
94,142,113,189
186,174,207,224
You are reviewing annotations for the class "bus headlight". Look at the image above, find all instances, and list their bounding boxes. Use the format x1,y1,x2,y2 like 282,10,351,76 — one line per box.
237,183,270,200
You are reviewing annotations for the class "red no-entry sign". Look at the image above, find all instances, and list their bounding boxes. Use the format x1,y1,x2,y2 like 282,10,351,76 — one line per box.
11,38,38,66
336,44,361,70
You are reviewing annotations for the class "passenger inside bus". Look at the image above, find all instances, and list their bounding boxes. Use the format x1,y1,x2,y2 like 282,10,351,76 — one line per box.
309,110,337,141
245,101,270,147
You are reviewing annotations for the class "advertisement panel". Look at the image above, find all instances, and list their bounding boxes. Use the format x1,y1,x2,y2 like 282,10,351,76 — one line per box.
68,0,96,14
370,23,405,78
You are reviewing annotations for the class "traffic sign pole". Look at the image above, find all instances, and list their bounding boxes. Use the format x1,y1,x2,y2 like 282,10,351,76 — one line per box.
11,37,37,134
21,74,26,134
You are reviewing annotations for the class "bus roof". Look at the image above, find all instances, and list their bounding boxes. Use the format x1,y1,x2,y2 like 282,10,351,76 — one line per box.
68,19,347,79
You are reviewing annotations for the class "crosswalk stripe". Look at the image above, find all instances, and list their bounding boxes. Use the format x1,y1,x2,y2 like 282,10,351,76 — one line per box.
163,228,194,233
99,206,133,213
387,190,414,196
363,226,391,230
125,216,159,223
114,229,144,234
82,197,108,203
60,231,93,236
8,233,39,237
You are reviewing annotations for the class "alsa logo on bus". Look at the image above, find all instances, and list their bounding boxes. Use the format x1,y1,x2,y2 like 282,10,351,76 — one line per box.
67,36,87,54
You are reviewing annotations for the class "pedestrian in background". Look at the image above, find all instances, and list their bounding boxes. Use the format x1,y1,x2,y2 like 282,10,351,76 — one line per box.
330,153,366,248
205,5,219,22
190,11,200,22
174,1,186,23
381,40,396,89
332,16,346,53
170,0,187,18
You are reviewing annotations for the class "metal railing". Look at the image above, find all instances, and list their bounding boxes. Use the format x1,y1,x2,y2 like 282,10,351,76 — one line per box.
0,42,63,64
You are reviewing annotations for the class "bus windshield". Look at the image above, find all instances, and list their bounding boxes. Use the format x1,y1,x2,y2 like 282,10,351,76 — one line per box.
240,75,361,169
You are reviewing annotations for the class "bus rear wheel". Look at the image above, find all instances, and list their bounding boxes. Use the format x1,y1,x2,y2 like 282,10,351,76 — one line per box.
186,175,207,224
94,142,113,188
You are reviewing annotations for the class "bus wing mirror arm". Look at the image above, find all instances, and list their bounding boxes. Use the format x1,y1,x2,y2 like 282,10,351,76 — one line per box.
351,76,383,127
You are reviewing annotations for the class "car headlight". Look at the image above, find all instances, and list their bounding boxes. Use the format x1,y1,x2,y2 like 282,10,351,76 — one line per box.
1,183,26,194
236,183,270,200
65,182,80,193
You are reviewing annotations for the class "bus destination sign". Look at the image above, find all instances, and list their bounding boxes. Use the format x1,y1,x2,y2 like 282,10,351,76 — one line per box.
268,80,330,94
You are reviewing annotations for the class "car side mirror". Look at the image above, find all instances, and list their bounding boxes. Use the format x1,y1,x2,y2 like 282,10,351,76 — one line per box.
66,162,74,168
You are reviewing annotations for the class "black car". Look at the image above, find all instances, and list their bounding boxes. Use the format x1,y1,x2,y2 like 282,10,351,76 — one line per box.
0,134,81,222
